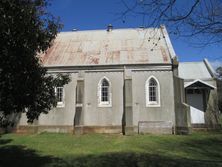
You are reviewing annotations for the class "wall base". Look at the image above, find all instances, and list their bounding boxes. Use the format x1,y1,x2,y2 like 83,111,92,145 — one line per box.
4,125,204,135
16,125,73,134
192,123,221,131
74,125,122,134
175,126,192,135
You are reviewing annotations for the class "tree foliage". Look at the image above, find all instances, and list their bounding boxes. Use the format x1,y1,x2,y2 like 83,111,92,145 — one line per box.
0,0,68,124
216,67,222,112
120,0,222,46
216,67,222,79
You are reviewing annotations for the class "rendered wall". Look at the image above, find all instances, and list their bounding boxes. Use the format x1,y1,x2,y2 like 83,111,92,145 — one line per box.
83,71,124,127
17,68,180,134
131,70,175,133
174,76,191,134
124,79,133,134
17,73,78,133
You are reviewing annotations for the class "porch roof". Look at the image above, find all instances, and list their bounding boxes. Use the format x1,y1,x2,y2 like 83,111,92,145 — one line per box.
184,79,216,89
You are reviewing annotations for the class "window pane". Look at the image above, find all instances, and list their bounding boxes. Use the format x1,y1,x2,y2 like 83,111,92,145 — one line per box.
102,79,109,86
148,78,158,103
56,87,63,103
101,79,109,102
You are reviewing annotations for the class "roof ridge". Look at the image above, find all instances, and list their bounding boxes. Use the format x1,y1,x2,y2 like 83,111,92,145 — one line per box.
59,27,159,33
180,61,204,64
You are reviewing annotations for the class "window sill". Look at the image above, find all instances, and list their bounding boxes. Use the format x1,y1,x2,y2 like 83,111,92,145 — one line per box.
56,103,65,108
146,104,161,108
98,103,112,108
56,106,65,108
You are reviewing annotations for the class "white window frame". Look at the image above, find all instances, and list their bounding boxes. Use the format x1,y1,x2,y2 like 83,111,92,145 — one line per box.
145,76,160,107
55,86,65,108
98,76,112,107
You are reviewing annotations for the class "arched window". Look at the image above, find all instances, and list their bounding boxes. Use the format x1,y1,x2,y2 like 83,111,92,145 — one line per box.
149,78,157,102
101,79,109,102
146,76,160,107
98,77,112,107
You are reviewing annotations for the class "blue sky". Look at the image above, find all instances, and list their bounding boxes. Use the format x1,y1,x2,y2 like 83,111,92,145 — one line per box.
48,0,222,67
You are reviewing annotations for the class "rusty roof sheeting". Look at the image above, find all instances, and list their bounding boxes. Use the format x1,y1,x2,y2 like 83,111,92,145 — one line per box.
41,28,172,66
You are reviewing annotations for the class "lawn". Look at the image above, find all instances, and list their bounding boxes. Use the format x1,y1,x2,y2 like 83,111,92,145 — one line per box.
0,132,222,167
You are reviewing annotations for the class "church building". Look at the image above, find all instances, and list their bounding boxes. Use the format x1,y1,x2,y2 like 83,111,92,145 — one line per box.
17,25,220,134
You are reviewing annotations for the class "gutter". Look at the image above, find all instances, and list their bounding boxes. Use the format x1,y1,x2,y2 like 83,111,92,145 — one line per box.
44,63,172,71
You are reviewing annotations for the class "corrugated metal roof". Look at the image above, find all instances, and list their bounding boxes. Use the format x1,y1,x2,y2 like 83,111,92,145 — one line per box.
41,28,172,66
178,61,212,80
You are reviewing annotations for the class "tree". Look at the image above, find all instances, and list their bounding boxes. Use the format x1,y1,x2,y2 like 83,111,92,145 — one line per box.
0,0,67,125
216,67,222,112
216,67,222,79
120,0,222,46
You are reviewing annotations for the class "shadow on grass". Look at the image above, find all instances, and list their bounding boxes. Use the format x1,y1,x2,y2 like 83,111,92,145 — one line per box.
0,138,12,145
0,136,67,167
0,145,69,167
0,147,222,167
64,152,222,167
0,135,222,167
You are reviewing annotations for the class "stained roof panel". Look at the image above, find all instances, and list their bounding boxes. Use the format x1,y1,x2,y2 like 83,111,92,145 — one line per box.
41,28,173,66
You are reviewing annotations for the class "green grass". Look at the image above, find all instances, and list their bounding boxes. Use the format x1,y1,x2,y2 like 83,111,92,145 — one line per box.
0,132,222,167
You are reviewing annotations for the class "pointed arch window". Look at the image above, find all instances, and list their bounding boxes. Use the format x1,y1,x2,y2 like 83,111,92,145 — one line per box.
98,77,112,107
101,79,109,102
146,76,160,107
